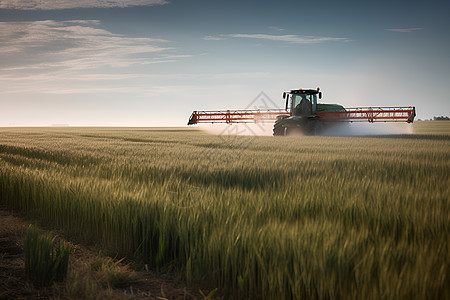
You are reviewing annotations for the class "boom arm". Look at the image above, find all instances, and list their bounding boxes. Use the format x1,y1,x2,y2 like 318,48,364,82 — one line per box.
188,106,416,125
188,109,289,125
317,107,416,123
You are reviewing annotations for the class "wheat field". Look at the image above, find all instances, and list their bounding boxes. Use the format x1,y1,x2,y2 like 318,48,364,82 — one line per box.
0,122,449,299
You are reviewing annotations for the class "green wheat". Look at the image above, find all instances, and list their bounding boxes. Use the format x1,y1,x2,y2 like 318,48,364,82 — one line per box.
1,124,449,299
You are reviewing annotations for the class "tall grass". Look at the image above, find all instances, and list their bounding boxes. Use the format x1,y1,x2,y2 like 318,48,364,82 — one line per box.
24,225,72,286
0,126,449,298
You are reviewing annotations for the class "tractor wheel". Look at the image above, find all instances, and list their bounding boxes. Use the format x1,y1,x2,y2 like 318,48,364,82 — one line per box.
273,119,286,136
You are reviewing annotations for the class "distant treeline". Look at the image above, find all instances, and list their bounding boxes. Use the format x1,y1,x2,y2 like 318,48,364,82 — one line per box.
434,116,450,120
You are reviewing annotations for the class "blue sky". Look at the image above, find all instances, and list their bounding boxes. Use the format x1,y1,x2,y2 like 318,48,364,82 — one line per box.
0,0,449,126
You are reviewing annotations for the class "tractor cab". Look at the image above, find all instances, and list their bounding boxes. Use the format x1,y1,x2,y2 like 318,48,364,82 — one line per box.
283,89,321,117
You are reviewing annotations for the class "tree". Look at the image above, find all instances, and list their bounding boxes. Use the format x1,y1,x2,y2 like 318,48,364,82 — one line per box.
433,116,450,120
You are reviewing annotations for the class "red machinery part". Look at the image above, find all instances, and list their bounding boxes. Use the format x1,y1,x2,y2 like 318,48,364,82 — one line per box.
188,109,289,125
188,107,415,125
317,107,416,123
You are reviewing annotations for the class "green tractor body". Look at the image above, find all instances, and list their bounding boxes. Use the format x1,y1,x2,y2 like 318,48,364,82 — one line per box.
273,88,344,136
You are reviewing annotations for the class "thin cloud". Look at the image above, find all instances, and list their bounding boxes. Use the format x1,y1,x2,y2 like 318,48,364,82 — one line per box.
385,28,424,33
0,0,168,10
224,34,350,44
0,20,174,72
203,35,225,41
0,71,272,95
268,26,284,31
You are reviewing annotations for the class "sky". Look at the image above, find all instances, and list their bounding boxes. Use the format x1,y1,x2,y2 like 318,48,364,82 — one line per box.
0,0,449,126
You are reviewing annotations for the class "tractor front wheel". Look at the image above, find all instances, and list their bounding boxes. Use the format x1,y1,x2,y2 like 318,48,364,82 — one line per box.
273,119,286,136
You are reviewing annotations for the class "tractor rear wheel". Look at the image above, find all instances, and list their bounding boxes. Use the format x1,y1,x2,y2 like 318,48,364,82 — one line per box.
273,119,285,136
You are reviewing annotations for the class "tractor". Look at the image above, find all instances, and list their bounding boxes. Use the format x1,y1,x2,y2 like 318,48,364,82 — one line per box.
187,88,416,136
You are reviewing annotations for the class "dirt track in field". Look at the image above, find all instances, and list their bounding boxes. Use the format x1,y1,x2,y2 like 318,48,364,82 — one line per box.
0,209,203,300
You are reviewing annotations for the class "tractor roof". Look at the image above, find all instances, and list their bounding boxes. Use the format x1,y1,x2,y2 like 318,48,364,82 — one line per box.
289,88,320,94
